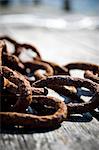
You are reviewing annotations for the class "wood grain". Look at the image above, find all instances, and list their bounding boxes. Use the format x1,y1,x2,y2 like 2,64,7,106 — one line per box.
0,20,99,150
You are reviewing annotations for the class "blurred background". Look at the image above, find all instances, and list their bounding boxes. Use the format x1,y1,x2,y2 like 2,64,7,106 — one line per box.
0,0,99,30
0,0,99,29
0,0,99,15
0,0,99,64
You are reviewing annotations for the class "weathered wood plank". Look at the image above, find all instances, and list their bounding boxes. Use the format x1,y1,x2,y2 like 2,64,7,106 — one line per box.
2,27,98,65
1,117,99,150
0,23,99,150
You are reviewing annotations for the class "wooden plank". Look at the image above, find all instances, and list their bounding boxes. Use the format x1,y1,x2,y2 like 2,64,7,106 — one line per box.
0,24,99,150
0,117,99,150
2,27,98,65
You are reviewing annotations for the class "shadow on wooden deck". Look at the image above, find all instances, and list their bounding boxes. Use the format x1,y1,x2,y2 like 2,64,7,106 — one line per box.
0,113,95,134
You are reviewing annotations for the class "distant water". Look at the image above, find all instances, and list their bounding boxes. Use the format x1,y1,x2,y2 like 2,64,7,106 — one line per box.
10,0,99,15
70,0,99,15
0,0,99,30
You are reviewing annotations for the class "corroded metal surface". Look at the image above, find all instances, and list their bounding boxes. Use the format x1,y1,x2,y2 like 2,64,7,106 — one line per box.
0,19,99,150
